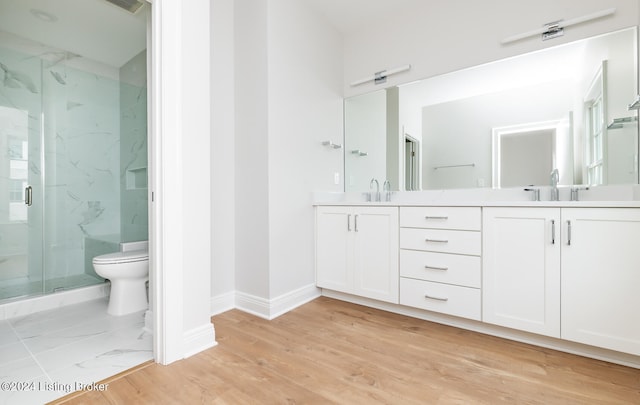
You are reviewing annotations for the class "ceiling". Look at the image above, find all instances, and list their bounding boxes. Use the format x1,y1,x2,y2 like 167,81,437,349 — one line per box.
302,0,423,34
0,0,417,67
0,0,146,68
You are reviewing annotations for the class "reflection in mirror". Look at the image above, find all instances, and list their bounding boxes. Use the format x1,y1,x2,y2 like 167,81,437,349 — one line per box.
344,88,400,191
498,129,555,188
343,27,638,192
492,119,571,188
344,89,385,191
404,134,419,190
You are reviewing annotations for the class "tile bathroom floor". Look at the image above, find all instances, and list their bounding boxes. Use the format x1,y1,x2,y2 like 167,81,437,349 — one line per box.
0,298,152,405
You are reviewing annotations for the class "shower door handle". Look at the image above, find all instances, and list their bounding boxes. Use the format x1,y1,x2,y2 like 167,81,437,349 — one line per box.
25,186,32,206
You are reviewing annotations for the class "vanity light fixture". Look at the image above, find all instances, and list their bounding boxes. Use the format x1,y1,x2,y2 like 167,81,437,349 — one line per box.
350,64,411,87
322,140,342,149
541,21,564,41
501,8,616,45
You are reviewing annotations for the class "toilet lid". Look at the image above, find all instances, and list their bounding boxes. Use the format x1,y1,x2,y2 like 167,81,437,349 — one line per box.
93,249,148,264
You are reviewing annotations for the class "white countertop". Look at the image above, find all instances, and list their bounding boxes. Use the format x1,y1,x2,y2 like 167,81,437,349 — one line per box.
312,185,640,208
313,200,640,208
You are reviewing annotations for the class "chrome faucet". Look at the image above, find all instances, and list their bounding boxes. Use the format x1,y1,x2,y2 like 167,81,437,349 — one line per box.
370,178,380,202
524,187,540,201
550,169,560,201
570,186,589,201
383,180,391,202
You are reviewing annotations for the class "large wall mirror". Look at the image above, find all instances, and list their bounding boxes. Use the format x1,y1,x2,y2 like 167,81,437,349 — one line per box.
344,27,638,192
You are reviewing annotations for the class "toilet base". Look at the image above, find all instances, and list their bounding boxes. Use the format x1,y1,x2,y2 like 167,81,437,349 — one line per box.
107,277,149,316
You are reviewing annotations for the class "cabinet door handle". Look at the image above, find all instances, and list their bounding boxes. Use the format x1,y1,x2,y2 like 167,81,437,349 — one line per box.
425,216,448,220
425,265,448,271
425,238,448,243
25,186,32,206
347,214,351,232
551,219,556,245
567,220,572,246
424,293,449,301
354,214,359,232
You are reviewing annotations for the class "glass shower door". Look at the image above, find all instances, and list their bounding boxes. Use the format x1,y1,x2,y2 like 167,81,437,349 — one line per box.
0,49,44,300
1,33,148,300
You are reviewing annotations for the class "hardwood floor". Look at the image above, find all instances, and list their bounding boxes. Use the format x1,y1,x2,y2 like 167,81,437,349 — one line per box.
52,297,640,404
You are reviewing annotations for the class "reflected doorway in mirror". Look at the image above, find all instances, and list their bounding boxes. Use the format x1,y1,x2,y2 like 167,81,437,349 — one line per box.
492,118,573,188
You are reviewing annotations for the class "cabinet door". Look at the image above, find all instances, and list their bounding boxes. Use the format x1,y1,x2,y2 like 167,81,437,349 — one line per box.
353,207,399,303
483,207,560,337
316,207,352,293
561,208,640,355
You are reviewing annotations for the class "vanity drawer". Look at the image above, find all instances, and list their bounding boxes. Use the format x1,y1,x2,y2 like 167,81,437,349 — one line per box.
400,228,481,255
400,250,480,288
400,278,481,320
400,207,481,231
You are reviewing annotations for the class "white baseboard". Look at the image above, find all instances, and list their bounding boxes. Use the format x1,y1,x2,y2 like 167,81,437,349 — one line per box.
234,291,271,319
214,284,320,320
269,283,321,319
210,291,235,316
183,322,217,359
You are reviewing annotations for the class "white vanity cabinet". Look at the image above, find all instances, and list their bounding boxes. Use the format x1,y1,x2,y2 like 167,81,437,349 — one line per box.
315,206,399,304
399,207,482,320
483,207,640,355
561,208,640,356
314,199,640,364
482,208,561,337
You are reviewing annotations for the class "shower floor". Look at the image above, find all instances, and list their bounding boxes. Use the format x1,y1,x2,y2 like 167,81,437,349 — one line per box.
0,274,104,302
0,297,153,404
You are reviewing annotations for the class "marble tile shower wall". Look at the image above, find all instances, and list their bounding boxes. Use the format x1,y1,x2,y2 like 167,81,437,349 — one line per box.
120,51,148,244
43,56,122,282
1,41,148,286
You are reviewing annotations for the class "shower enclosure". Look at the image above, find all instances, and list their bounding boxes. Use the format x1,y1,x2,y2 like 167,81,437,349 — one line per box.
0,34,148,302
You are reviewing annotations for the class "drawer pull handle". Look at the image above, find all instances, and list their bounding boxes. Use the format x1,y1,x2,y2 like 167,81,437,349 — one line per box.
424,293,449,302
425,265,448,271
425,216,448,220
425,238,448,243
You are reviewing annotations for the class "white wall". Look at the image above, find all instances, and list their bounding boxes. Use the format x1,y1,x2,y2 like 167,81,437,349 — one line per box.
179,0,214,356
266,0,343,302
151,0,214,364
210,0,236,310
234,0,271,302
344,0,638,97
227,0,343,315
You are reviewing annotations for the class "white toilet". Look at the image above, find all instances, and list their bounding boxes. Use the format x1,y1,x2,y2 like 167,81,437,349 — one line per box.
93,241,149,316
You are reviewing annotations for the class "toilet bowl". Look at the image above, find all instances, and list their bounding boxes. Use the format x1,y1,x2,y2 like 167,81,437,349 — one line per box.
93,249,149,316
